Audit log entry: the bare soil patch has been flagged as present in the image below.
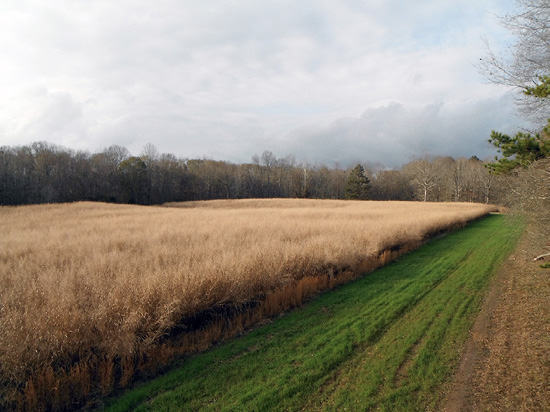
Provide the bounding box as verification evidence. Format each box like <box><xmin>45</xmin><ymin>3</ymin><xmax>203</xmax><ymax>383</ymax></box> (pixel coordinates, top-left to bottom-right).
<box><xmin>444</xmin><ymin>225</ymin><xmax>550</xmax><ymax>411</ymax></box>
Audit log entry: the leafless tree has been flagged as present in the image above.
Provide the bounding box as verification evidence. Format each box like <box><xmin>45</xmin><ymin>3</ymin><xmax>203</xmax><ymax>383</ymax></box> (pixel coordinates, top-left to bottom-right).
<box><xmin>480</xmin><ymin>0</ymin><xmax>550</xmax><ymax>122</ymax></box>
<box><xmin>501</xmin><ymin>158</ymin><xmax>550</xmax><ymax>258</ymax></box>
<box><xmin>481</xmin><ymin>0</ymin><xmax>550</xmax><ymax>258</ymax></box>
<box><xmin>402</xmin><ymin>157</ymin><xmax>441</xmax><ymax>201</ymax></box>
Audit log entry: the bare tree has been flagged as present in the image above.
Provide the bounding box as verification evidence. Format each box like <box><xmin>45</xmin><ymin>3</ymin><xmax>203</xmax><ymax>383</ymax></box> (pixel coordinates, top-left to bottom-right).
<box><xmin>481</xmin><ymin>0</ymin><xmax>550</xmax><ymax>259</ymax></box>
<box><xmin>432</xmin><ymin>157</ymin><xmax>455</xmax><ymax>201</ymax></box>
<box><xmin>480</xmin><ymin>0</ymin><xmax>550</xmax><ymax>122</ymax></box>
<box><xmin>501</xmin><ymin>159</ymin><xmax>550</xmax><ymax>258</ymax></box>
<box><xmin>370</xmin><ymin>170</ymin><xmax>414</xmax><ymax>200</ymax></box>
<box><xmin>260</xmin><ymin>150</ymin><xmax>278</xmax><ymax>197</ymax></box>
<box><xmin>402</xmin><ymin>157</ymin><xmax>440</xmax><ymax>201</ymax></box>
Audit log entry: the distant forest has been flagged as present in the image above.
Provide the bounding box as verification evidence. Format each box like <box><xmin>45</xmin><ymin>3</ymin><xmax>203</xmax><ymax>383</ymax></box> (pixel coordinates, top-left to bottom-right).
<box><xmin>0</xmin><ymin>141</ymin><xmax>503</xmax><ymax>206</ymax></box>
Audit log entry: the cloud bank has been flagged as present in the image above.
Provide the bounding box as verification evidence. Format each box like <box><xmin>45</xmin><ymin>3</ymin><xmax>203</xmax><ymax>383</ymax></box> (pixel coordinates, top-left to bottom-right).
<box><xmin>0</xmin><ymin>0</ymin><xmax>523</xmax><ymax>168</ymax></box>
<box><xmin>281</xmin><ymin>96</ymin><xmax>520</xmax><ymax>169</ymax></box>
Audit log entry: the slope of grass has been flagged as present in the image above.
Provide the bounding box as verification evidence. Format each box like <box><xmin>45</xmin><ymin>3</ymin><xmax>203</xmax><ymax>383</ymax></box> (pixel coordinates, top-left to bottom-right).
<box><xmin>106</xmin><ymin>214</ymin><xmax>523</xmax><ymax>411</ymax></box>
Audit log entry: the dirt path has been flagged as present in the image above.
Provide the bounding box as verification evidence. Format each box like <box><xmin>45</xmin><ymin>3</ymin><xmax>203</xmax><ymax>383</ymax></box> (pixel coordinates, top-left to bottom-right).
<box><xmin>443</xmin><ymin>228</ymin><xmax>550</xmax><ymax>411</ymax></box>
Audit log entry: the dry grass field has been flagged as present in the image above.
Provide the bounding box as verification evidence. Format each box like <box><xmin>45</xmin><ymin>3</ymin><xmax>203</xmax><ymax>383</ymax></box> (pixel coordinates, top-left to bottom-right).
<box><xmin>0</xmin><ymin>199</ymin><xmax>497</xmax><ymax>411</ymax></box>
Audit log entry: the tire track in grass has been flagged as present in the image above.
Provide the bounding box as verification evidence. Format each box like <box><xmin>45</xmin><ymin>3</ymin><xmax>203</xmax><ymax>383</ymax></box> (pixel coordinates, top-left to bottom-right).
<box><xmin>308</xmin><ymin>258</ymin><xmax>468</xmax><ymax>411</ymax></box>
<box><xmin>305</xmin><ymin>216</ymin><xmax>521</xmax><ymax>411</ymax></box>
<box><xmin>105</xmin><ymin>215</ymin><xmax>522</xmax><ymax>412</ymax></box>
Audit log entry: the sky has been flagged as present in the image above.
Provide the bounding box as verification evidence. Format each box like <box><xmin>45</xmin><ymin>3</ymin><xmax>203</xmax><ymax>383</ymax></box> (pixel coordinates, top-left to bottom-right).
<box><xmin>0</xmin><ymin>0</ymin><xmax>525</xmax><ymax>169</ymax></box>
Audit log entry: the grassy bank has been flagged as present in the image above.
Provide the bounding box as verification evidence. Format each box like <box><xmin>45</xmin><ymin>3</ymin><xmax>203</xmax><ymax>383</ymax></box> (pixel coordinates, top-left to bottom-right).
<box><xmin>106</xmin><ymin>214</ymin><xmax>522</xmax><ymax>411</ymax></box>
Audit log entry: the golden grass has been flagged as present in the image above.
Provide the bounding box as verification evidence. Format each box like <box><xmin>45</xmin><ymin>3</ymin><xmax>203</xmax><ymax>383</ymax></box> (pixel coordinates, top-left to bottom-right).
<box><xmin>0</xmin><ymin>199</ymin><xmax>497</xmax><ymax>411</ymax></box>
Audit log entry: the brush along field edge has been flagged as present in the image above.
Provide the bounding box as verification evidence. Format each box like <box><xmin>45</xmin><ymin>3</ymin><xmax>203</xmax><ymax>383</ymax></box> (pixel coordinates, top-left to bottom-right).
<box><xmin>106</xmin><ymin>214</ymin><xmax>523</xmax><ymax>412</ymax></box>
<box><xmin>0</xmin><ymin>200</ymin><xmax>497</xmax><ymax>411</ymax></box>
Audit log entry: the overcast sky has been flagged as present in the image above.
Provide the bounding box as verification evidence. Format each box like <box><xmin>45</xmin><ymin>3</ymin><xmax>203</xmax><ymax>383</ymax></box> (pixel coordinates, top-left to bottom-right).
<box><xmin>0</xmin><ymin>0</ymin><xmax>525</xmax><ymax>168</ymax></box>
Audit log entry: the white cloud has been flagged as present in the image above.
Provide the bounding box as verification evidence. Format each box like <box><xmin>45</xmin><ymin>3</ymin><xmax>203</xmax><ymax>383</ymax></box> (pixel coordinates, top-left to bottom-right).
<box><xmin>0</xmin><ymin>0</ymin><xmax>524</xmax><ymax>166</ymax></box>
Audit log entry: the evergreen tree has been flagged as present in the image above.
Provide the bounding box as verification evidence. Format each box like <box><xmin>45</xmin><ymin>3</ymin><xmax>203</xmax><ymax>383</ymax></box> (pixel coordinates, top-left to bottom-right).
<box><xmin>486</xmin><ymin>128</ymin><xmax>550</xmax><ymax>174</ymax></box>
<box><xmin>345</xmin><ymin>164</ymin><xmax>371</xmax><ymax>200</ymax></box>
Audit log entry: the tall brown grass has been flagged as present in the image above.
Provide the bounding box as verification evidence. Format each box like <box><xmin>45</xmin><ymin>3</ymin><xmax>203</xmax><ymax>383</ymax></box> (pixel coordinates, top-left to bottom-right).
<box><xmin>0</xmin><ymin>199</ymin><xmax>497</xmax><ymax>411</ymax></box>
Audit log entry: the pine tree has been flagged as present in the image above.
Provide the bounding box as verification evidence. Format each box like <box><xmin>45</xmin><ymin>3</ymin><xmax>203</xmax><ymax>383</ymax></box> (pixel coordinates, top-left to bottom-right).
<box><xmin>345</xmin><ymin>164</ymin><xmax>371</xmax><ymax>200</ymax></box>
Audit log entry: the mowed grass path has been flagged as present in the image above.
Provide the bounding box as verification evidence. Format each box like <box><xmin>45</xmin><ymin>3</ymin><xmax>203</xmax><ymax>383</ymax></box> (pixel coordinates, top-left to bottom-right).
<box><xmin>106</xmin><ymin>214</ymin><xmax>522</xmax><ymax>412</ymax></box>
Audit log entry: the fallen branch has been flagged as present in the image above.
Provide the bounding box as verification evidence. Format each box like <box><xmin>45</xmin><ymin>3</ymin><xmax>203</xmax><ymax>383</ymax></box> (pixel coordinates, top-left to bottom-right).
<box><xmin>534</xmin><ymin>252</ymin><xmax>550</xmax><ymax>261</ymax></box>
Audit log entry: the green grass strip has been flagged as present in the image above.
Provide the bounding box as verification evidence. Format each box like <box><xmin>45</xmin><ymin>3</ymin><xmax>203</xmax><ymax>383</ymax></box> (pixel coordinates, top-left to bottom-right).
<box><xmin>106</xmin><ymin>214</ymin><xmax>523</xmax><ymax>412</ymax></box>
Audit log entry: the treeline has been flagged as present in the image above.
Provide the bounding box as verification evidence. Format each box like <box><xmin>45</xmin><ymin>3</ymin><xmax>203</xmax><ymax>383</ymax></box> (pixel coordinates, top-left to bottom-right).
<box><xmin>0</xmin><ymin>141</ymin><xmax>503</xmax><ymax>206</ymax></box>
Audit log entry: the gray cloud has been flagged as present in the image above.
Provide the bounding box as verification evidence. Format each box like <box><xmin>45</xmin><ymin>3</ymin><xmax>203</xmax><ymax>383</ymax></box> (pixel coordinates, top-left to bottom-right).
<box><xmin>280</xmin><ymin>96</ymin><xmax>524</xmax><ymax>169</ymax></box>
<box><xmin>0</xmin><ymin>0</ymin><xmax>523</xmax><ymax>167</ymax></box>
